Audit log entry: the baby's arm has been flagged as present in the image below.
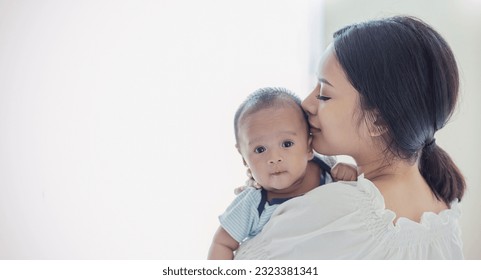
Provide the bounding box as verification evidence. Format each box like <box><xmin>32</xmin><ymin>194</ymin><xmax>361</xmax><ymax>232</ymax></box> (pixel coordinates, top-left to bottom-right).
<box><xmin>207</xmin><ymin>226</ymin><xmax>239</xmax><ymax>260</ymax></box>
<box><xmin>331</xmin><ymin>162</ymin><xmax>358</xmax><ymax>181</ymax></box>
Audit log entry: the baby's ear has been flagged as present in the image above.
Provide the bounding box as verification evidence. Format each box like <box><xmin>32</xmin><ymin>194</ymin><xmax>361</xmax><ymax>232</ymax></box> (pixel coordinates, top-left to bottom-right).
<box><xmin>236</xmin><ymin>143</ymin><xmax>248</xmax><ymax>167</ymax></box>
<box><xmin>307</xmin><ymin>135</ymin><xmax>314</xmax><ymax>160</ymax></box>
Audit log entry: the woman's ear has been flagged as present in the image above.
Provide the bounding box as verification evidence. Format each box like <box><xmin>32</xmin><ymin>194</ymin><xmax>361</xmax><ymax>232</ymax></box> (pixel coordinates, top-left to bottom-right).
<box><xmin>367</xmin><ymin>113</ymin><xmax>388</xmax><ymax>137</ymax></box>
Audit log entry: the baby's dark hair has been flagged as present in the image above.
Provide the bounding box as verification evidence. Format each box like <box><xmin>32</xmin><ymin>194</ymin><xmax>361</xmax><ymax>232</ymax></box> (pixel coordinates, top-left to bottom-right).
<box><xmin>234</xmin><ymin>87</ymin><xmax>309</xmax><ymax>142</ymax></box>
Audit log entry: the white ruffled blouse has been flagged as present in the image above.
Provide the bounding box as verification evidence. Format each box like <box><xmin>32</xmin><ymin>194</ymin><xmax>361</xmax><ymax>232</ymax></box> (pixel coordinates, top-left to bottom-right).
<box><xmin>234</xmin><ymin>174</ymin><xmax>463</xmax><ymax>259</ymax></box>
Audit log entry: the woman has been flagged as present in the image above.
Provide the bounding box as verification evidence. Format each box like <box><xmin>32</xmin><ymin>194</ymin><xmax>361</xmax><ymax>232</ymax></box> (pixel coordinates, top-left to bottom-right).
<box><xmin>234</xmin><ymin>16</ymin><xmax>465</xmax><ymax>259</ymax></box>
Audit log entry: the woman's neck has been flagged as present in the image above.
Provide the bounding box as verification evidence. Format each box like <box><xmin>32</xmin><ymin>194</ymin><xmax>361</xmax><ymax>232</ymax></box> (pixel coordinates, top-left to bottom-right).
<box><xmin>356</xmin><ymin>154</ymin><xmax>395</xmax><ymax>181</ymax></box>
<box><xmin>356</xmin><ymin>155</ymin><xmax>448</xmax><ymax>222</ymax></box>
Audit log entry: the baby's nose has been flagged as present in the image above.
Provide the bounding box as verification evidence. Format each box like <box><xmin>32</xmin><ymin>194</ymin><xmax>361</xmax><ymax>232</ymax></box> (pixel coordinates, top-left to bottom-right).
<box><xmin>268</xmin><ymin>156</ymin><xmax>283</xmax><ymax>164</ymax></box>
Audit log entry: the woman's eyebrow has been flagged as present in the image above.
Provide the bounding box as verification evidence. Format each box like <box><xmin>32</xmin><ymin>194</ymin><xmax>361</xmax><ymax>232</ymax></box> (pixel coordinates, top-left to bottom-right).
<box><xmin>318</xmin><ymin>78</ymin><xmax>334</xmax><ymax>87</ymax></box>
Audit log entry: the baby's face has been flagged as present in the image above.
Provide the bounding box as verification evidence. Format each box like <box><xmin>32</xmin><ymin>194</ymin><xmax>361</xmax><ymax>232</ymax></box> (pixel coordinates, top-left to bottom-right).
<box><xmin>237</xmin><ymin>104</ymin><xmax>312</xmax><ymax>192</ymax></box>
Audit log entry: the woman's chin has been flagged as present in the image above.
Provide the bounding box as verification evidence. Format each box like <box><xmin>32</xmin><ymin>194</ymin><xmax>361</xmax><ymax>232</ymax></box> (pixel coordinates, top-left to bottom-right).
<box><xmin>312</xmin><ymin>144</ymin><xmax>328</xmax><ymax>155</ymax></box>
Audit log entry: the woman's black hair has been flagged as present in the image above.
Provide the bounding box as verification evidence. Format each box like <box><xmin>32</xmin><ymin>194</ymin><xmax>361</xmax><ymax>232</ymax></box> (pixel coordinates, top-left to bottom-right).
<box><xmin>333</xmin><ymin>16</ymin><xmax>465</xmax><ymax>204</ymax></box>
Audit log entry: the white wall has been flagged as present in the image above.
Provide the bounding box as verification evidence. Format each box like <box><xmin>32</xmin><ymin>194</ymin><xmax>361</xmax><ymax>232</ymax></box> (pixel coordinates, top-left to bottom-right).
<box><xmin>323</xmin><ymin>0</ymin><xmax>481</xmax><ymax>259</ymax></box>
<box><xmin>0</xmin><ymin>0</ymin><xmax>321</xmax><ymax>259</ymax></box>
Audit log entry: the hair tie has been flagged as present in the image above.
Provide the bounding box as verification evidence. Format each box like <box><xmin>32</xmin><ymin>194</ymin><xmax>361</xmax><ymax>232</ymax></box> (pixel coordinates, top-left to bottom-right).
<box><xmin>424</xmin><ymin>138</ymin><xmax>436</xmax><ymax>150</ymax></box>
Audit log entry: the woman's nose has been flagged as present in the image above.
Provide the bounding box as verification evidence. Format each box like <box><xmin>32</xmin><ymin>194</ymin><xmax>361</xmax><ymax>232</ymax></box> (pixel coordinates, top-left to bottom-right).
<box><xmin>301</xmin><ymin>91</ymin><xmax>316</xmax><ymax>116</ymax></box>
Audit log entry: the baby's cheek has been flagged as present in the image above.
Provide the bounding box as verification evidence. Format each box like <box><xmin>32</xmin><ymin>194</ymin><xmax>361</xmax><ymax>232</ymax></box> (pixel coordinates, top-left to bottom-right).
<box><xmin>250</xmin><ymin>170</ymin><xmax>263</xmax><ymax>183</ymax></box>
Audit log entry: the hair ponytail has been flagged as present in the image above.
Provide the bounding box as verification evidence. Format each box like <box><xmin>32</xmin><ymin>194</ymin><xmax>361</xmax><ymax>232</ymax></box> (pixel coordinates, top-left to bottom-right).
<box><xmin>420</xmin><ymin>142</ymin><xmax>465</xmax><ymax>204</ymax></box>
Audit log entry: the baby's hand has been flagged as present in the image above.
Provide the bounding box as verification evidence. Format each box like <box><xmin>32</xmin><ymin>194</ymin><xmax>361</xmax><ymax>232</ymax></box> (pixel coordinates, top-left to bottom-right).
<box><xmin>331</xmin><ymin>162</ymin><xmax>358</xmax><ymax>182</ymax></box>
<box><xmin>234</xmin><ymin>174</ymin><xmax>261</xmax><ymax>195</ymax></box>
<box><xmin>234</xmin><ymin>185</ymin><xmax>248</xmax><ymax>195</ymax></box>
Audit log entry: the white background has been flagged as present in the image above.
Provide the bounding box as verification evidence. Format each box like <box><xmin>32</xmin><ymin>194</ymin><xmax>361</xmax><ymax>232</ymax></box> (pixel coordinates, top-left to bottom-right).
<box><xmin>0</xmin><ymin>0</ymin><xmax>321</xmax><ymax>259</ymax></box>
<box><xmin>0</xmin><ymin>0</ymin><xmax>479</xmax><ymax>259</ymax></box>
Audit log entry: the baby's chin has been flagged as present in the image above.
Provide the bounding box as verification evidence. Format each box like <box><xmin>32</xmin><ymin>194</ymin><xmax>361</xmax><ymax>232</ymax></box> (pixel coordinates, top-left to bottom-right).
<box><xmin>262</xmin><ymin>183</ymin><xmax>295</xmax><ymax>193</ymax></box>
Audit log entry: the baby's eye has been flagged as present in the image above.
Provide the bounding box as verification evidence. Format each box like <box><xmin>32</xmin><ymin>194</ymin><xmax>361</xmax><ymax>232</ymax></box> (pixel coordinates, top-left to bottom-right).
<box><xmin>254</xmin><ymin>146</ymin><xmax>266</xmax><ymax>154</ymax></box>
<box><xmin>282</xmin><ymin>141</ymin><xmax>294</xmax><ymax>148</ymax></box>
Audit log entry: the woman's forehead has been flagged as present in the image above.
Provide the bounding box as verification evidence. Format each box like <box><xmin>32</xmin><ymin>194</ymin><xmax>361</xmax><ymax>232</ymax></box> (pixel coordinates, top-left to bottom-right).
<box><xmin>317</xmin><ymin>45</ymin><xmax>351</xmax><ymax>89</ymax></box>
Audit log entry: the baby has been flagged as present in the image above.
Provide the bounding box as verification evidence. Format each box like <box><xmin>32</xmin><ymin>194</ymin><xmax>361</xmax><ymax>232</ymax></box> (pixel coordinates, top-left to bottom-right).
<box><xmin>208</xmin><ymin>87</ymin><xmax>357</xmax><ymax>259</ymax></box>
